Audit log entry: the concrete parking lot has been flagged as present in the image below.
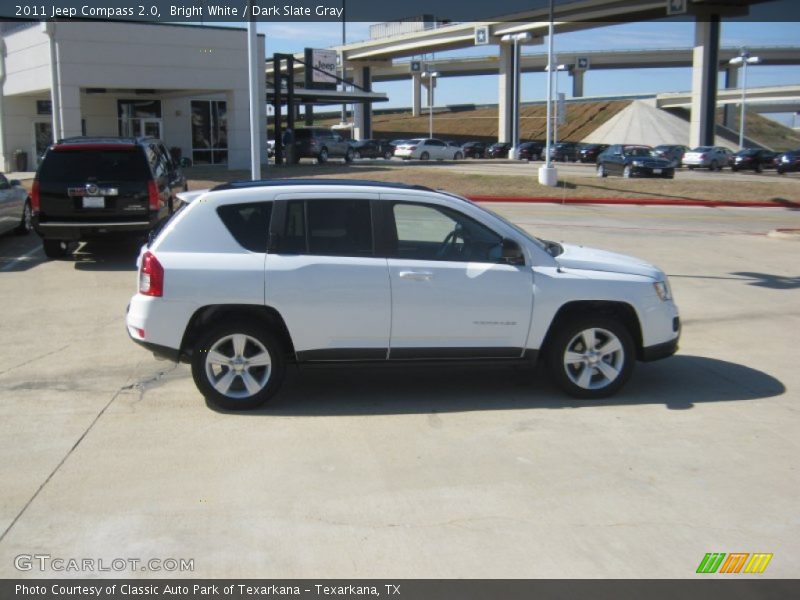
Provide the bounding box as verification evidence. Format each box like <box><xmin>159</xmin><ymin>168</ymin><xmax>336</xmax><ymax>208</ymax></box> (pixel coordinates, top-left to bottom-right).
<box><xmin>0</xmin><ymin>202</ymin><xmax>798</xmax><ymax>578</ymax></box>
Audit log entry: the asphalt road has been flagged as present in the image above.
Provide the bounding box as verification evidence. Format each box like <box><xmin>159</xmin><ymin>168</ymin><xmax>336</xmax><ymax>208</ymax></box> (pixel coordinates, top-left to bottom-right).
<box><xmin>0</xmin><ymin>203</ymin><xmax>798</xmax><ymax>578</ymax></box>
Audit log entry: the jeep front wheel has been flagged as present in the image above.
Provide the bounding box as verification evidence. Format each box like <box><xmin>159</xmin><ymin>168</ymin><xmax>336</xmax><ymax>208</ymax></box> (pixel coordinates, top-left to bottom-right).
<box><xmin>546</xmin><ymin>318</ymin><xmax>635</xmax><ymax>399</ymax></box>
<box><xmin>191</xmin><ymin>321</ymin><xmax>286</xmax><ymax>410</ymax></box>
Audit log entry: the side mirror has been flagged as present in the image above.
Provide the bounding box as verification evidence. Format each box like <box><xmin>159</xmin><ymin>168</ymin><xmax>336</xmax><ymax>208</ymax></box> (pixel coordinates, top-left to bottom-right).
<box><xmin>501</xmin><ymin>239</ymin><xmax>525</xmax><ymax>266</ymax></box>
<box><xmin>9</xmin><ymin>179</ymin><xmax>21</xmax><ymax>187</ymax></box>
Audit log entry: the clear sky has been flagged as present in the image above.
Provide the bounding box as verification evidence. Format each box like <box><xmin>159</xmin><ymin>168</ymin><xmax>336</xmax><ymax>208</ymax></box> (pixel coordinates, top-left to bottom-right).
<box><xmin>256</xmin><ymin>20</ymin><xmax>800</xmax><ymax>125</ymax></box>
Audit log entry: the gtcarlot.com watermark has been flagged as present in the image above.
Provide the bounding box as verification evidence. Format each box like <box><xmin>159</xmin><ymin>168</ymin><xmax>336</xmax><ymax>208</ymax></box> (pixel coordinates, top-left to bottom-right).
<box><xmin>15</xmin><ymin>554</ymin><xmax>194</xmax><ymax>573</ymax></box>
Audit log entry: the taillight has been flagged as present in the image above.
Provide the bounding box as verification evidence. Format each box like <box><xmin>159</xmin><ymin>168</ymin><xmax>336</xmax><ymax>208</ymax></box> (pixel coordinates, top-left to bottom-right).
<box><xmin>147</xmin><ymin>180</ymin><xmax>160</xmax><ymax>210</ymax></box>
<box><xmin>31</xmin><ymin>180</ymin><xmax>40</xmax><ymax>212</ymax></box>
<box><xmin>139</xmin><ymin>251</ymin><xmax>164</xmax><ymax>297</ymax></box>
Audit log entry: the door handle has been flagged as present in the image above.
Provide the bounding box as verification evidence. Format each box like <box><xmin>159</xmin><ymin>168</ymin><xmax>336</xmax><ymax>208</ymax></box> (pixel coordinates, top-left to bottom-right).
<box><xmin>398</xmin><ymin>270</ymin><xmax>433</xmax><ymax>281</ymax></box>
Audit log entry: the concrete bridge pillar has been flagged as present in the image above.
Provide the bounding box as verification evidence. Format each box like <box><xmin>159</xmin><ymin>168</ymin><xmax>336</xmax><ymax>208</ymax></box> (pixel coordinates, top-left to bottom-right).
<box><xmin>411</xmin><ymin>73</ymin><xmax>422</xmax><ymax>117</ymax></box>
<box><xmin>723</xmin><ymin>65</ymin><xmax>740</xmax><ymax>130</ymax></box>
<box><xmin>497</xmin><ymin>43</ymin><xmax>513</xmax><ymax>143</ymax></box>
<box><xmin>571</xmin><ymin>69</ymin><xmax>585</xmax><ymax>98</ymax></box>
<box><xmin>689</xmin><ymin>15</ymin><xmax>721</xmax><ymax>148</ymax></box>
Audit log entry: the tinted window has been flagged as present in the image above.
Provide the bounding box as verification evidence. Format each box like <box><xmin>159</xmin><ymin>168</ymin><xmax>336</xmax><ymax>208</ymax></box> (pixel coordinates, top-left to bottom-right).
<box><xmin>278</xmin><ymin>200</ymin><xmax>373</xmax><ymax>257</ymax></box>
<box><xmin>39</xmin><ymin>148</ymin><xmax>150</xmax><ymax>181</ymax></box>
<box><xmin>392</xmin><ymin>203</ymin><xmax>503</xmax><ymax>263</ymax></box>
<box><xmin>217</xmin><ymin>202</ymin><xmax>273</xmax><ymax>252</ymax></box>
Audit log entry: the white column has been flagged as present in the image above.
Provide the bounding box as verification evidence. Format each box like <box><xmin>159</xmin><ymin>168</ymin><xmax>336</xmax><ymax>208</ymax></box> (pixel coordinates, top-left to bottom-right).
<box><xmin>497</xmin><ymin>43</ymin><xmax>513</xmax><ymax>143</ymax></box>
<box><xmin>57</xmin><ymin>85</ymin><xmax>82</xmax><ymax>139</ymax></box>
<box><xmin>226</xmin><ymin>89</ymin><xmax>252</xmax><ymax>169</ymax></box>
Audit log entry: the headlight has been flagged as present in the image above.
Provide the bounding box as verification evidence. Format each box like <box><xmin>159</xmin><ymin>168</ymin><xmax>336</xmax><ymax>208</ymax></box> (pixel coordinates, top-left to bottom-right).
<box><xmin>632</xmin><ymin>160</ymin><xmax>644</xmax><ymax>167</ymax></box>
<box><xmin>653</xmin><ymin>281</ymin><xmax>672</xmax><ymax>302</ymax></box>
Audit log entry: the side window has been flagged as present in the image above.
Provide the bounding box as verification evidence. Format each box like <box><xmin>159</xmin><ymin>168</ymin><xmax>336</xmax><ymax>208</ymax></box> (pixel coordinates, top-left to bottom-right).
<box><xmin>392</xmin><ymin>203</ymin><xmax>503</xmax><ymax>263</ymax></box>
<box><xmin>277</xmin><ymin>199</ymin><xmax>374</xmax><ymax>257</ymax></box>
<box><xmin>217</xmin><ymin>202</ymin><xmax>273</xmax><ymax>253</ymax></box>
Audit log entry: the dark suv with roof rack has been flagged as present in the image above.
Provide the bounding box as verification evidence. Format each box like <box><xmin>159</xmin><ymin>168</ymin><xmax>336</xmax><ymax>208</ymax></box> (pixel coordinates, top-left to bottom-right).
<box><xmin>32</xmin><ymin>136</ymin><xmax>186</xmax><ymax>258</ymax></box>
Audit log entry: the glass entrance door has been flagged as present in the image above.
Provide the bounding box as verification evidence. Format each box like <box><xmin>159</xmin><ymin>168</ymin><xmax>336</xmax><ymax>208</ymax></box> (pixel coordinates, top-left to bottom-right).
<box><xmin>191</xmin><ymin>100</ymin><xmax>228</xmax><ymax>165</ymax></box>
<box><xmin>34</xmin><ymin>122</ymin><xmax>53</xmax><ymax>163</ymax></box>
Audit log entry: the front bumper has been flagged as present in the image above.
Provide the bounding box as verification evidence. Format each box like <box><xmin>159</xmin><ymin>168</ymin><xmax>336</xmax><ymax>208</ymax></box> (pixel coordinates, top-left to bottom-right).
<box><xmin>641</xmin><ymin>336</ymin><xmax>679</xmax><ymax>362</ymax></box>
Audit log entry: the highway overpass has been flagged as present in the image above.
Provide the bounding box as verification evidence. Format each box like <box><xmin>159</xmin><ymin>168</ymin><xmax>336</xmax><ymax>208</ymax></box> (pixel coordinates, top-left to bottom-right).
<box><xmin>268</xmin><ymin>0</ymin><xmax>784</xmax><ymax>146</ymax></box>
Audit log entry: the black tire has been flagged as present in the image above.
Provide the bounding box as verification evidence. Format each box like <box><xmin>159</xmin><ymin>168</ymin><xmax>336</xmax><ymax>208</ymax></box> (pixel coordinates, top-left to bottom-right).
<box><xmin>732</xmin><ymin>166</ymin><xmax>738</xmax><ymax>172</ymax></box>
<box><xmin>532</xmin><ymin>153</ymin><xmax>540</xmax><ymax>161</ymax></box>
<box><xmin>545</xmin><ymin>317</ymin><xmax>635</xmax><ymax>399</ymax></box>
<box><xmin>344</xmin><ymin>148</ymin><xmax>354</xmax><ymax>163</ymax></box>
<box><xmin>383</xmin><ymin>150</ymin><xmax>393</xmax><ymax>160</ymax></box>
<box><xmin>454</xmin><ymin>152</ymin><xmax>463</xmax><ymax>161</ymax></box>
<box><xmin>597</xmin><ymin>163</ymin><xmax>608</xmax><ymax>178</ymax></box>
<box><xmin>353</xmin><ymin>150</ymin><xmax>362</xmax><ymax>160</ymax></box>
<box><xmin>710</xmin><ymin>161</ymin><xmax>719</xmax><ymax>172</ymax></box>
<box><xmin>317</xmin><ymin>148</ymin><xmax>328</xmax><ymax>164</ymax></box>
<box><xmin>42</xmin><ymin>239</ymin><xmax>68</xmax><ymax>258</ymax></box>
<box><xmin>755</xmin><ymin>164</ymin><xmax>763</xmax><ymax>174</ymax></box>
<box><xmin>420</xmin><ymin>151</ymin><xmax>430</xmax><ymax>161</ymax></box>
<box><xmin>15</xmin><ymin>200</ymin><xmax>33</xmax><ymax>235</ymax></box>
<box><xmin>191</xmin><ymin>320</ymin><xmax>286</xmax><ymax>411</ymax></box>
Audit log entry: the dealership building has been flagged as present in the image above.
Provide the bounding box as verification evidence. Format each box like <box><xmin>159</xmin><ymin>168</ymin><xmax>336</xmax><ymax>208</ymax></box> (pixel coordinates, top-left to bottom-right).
<box><xmin>0</xmin><ymin>21</ymin><xmax>266</xmax><ymax>172</ymax></box>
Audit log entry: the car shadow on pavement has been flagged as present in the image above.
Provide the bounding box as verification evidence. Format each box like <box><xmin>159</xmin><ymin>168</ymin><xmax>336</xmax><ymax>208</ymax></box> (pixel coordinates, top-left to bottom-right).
<box><xmin>209</xmin><ymin>355</ymin><xmax>785</xmax><ymax>416</ymax></box>
<box><xmin>72</xmin><ymin>240</ymin><xmax>141</xmax><ymax>272</ymax></box>
<box><xmin>729</xmin><ymin>272</ymin><xmax>800</xmax><ymax>290</ymax></box>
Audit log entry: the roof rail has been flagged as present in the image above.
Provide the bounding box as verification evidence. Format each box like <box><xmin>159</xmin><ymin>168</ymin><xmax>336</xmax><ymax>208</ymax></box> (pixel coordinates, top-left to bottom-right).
<box><xmin>210</xmin><ymin>178</ymin><xmax>435</xmax><ymax>192</ymax></box>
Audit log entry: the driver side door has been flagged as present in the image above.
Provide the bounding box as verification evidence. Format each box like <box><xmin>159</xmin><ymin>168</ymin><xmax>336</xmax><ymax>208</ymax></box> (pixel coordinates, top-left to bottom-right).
<box><xmin>383</xmin><ymin>199</ymin><xmax>534</xmax><ymax>358</ymax></box>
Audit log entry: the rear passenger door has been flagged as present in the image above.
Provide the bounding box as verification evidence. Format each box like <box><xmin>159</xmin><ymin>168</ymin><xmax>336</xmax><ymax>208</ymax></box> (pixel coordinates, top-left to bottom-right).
<box><xmin>265</xmin><ymin>194</ymin><xmax>391</xmax><ymax>360</ymax></box>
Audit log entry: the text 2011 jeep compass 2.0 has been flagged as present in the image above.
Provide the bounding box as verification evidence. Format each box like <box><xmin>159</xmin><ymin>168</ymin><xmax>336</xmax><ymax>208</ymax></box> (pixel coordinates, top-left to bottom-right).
<box><xmin>126</xmin><ymin>180</ymin><xmax>680</xmax><ymax>410</ymax></box>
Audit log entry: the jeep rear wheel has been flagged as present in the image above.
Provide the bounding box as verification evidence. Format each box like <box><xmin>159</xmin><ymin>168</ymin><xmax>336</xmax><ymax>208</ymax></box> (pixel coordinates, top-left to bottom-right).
<box><xmin>546</xmin><ymin>318</ymin><xmax>635</xmax><ymax>399</ymax></box>
<box><xmin>191</xmin><ymin>321</ymin><xmax>285</xmax><ymax>411</ymax></box>
<box><xmin>317</xmin><ymin>148</ymin><xmax>329</xmax><ymax>164</ymax></box>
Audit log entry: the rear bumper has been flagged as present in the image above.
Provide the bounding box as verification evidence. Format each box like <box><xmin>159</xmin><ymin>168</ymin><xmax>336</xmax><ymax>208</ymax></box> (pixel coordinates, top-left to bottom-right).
<box><xmin>130</xmin><ymin>335</ymin><xmax>182</xmax><ymax>362</ymax></box>
<box><xmin>33</xmin><ymin>215</ymin><xmax>157</xmax><ymax>240</ymax></box>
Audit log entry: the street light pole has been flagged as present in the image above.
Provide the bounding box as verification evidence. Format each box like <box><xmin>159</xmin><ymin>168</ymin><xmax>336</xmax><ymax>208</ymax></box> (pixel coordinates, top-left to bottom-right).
<box><xmin>729</xmin><ymin>48</ymin><xmax>760</xmax><ymax>150</ymax></box>
<box><xmin>538</xmin><ymin>0</ymin><xmax>558</xmax><ymax>187</ymax></box>
<box><xmin>544</xmin><ymin>63</ymin><xmax>567</xmax><ymax>158</ymax></box>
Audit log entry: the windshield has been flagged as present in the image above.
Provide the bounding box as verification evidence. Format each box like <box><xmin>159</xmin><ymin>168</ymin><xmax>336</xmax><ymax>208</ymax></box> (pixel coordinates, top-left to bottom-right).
<box><xmin>407</xmin><ymin>139</ymin><xmax>423</xmax><ymax>145</ymax></box>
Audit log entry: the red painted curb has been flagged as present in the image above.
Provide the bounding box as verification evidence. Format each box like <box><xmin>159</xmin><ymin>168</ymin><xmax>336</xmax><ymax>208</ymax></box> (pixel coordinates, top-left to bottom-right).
<box><xmin>467</xmin><ymin>195</ymin><xmax>800</xmax><ymax>209</ymax></box>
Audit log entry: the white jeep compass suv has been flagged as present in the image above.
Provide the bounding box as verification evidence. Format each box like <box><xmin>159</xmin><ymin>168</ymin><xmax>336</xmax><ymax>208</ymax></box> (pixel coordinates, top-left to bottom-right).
<box><xmin>126</xmin><ymin>180</ymin><xmax>680</xmax><ymax>410</ymax></box>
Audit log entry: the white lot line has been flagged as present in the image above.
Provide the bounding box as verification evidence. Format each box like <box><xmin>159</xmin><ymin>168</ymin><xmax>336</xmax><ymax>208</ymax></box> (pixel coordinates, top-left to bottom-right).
<box><xmin>0</xmin><ymin>245</ymin><xmax>42</xmax><ymax>272</ymax></box>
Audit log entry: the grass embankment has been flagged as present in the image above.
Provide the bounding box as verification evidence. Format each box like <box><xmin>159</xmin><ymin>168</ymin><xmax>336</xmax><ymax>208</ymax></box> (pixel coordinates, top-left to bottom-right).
<box><xmin>186</xmin><ymin>163</ymin><xmax>800</xmax><ymax>203</ymax></box>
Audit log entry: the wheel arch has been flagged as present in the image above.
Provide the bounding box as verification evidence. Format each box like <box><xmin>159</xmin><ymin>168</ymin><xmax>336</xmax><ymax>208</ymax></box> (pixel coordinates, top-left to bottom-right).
<box><xmin>540</xmin><ymin>300</ymin><xmax>644</xmax><ymax>359</ymax></box>
<box><xmin>180</xmin><ymin>304</ymin><xmax>296</xmax><ymax>361</ymax></box>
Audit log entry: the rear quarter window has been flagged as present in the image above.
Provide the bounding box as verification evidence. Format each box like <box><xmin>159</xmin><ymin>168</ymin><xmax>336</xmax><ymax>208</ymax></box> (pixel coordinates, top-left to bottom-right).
<box><xmin>217</xmin><ymin>202</ymin><xmax>273</xmax><ymax>252</ymax></box>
